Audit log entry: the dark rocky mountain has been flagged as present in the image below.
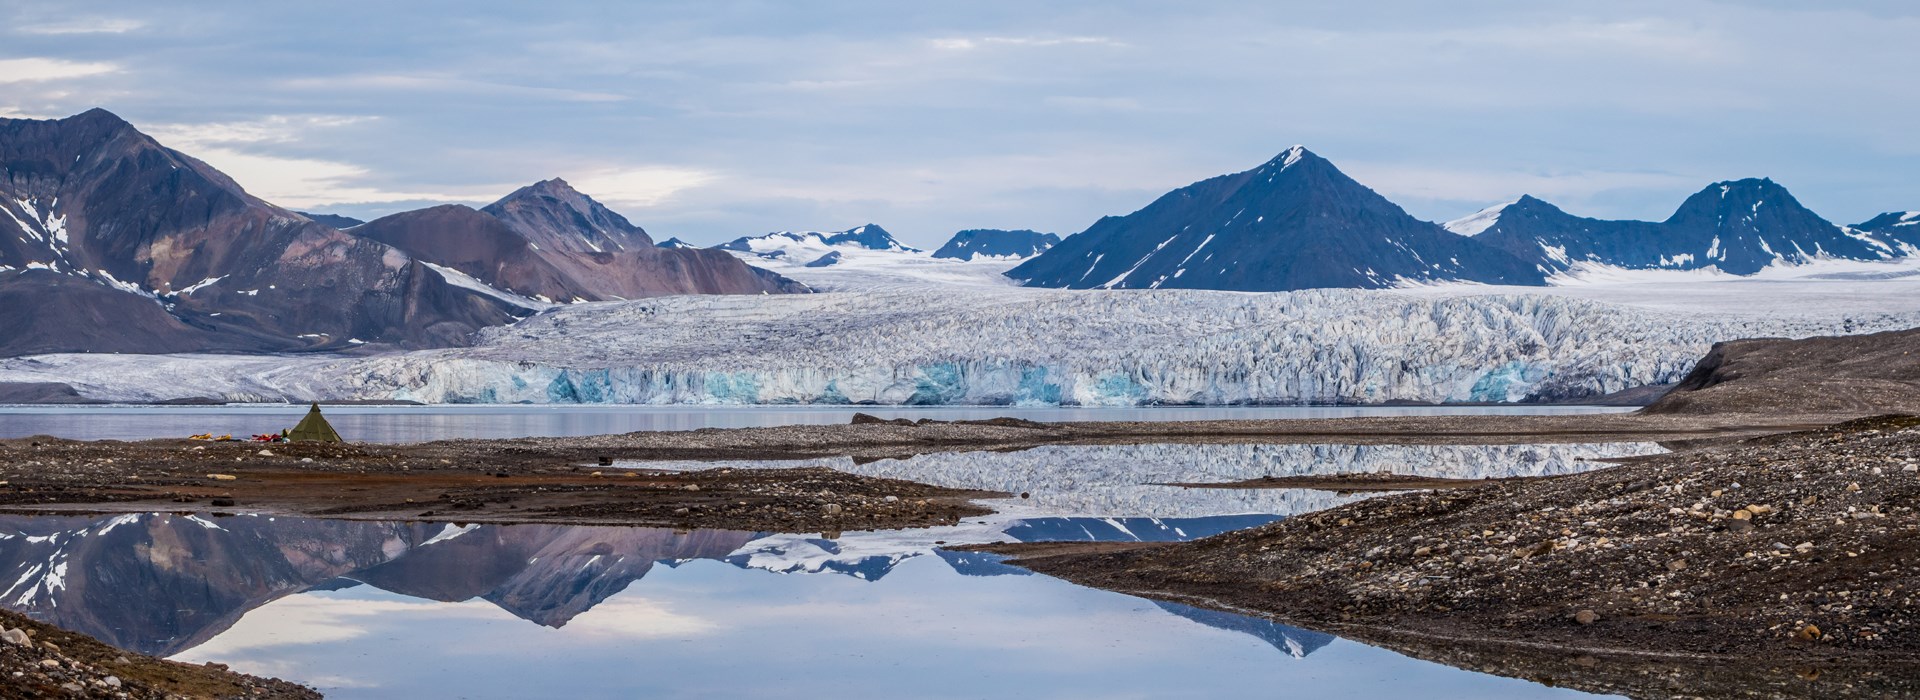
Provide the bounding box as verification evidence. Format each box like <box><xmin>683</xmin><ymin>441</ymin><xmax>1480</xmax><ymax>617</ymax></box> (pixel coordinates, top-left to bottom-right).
<box><xmin>1643</xmin><ymin>326</ymin><xmax>1920</xmax><ymax>416</ymax></box>
<box><xmin>352</xmin><ymin>180</ymin><xmax>807</xmax><ymax>302</ymax></box>
<box><xmin>804</xmin><ymin>250</ymin><xmax>844</xmax><ymax>267</ymax></box>
<box><xmin>295</xmin><ymin>211</ymin><xmax>365</xmax><ymax>230</ymax></box>
<box><xmin>0</xmin><ymin>514</ymin><xmax>757</xmax><ymax>655</ymax></box>
<box><xmin>1008</xmin><ymin>147</ymin><xmax>1546</xmax><ymax>291</ymax></box>
<box><xmin>0</xmin><ymin>109</ymin><xmax>527</xmax><ymax>356</ymax></box>
<box><xmin>480</xmin><ymin>178</ymin><xmax>654</xmax><ymax>253</ymax></box>
<box><xmin>656</xmin><ymin>237</ymin><xmax>698</xmax><ymax>249</ymax></box>
<box><xmin>931</xmin><ymin>229</ymin><xmax>1060</xmax><ymax>260</ymax></box>
<box><xmin>716</xmin><ymin>224</ymin><xmax>918</xmax><ymax>256</ymax></box>
<box><xmin>1853</xmin><ymin>211</ymin><xmax>1920</xmax><ymax>251</ymax></box>
<box><xmin>1465</xmin><ymin>181</ymin><xmax>1909</xmax><ymax>276</ymax></box>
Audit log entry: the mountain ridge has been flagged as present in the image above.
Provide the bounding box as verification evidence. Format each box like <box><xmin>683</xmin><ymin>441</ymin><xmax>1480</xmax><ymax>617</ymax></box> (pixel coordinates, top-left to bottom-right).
<box><xmin>1009</xmin><ymin>146</ymin><xmax>1547</xmax><ymax>291</ymax></box>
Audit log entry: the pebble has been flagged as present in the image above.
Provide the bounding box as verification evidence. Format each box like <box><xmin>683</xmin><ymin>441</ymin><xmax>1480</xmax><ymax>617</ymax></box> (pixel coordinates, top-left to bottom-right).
<box><xmin>0</xmin><ymin>627</ymin><xmax>28</xmax><ymax>648</ymax></box>
<box><xmin>257</xmin><ymin>449</ymin><xmax>275</xmax><ymax>457</ymax></box>
<box><xmin>1574</xmin><ymin>609</ymin><xmax>1601</xmax><ymax>625</ymax></box>
<box><xmin>206</xmin><ymin>473</ymin><xmax>238</xmax><ymax>481</ymax></box>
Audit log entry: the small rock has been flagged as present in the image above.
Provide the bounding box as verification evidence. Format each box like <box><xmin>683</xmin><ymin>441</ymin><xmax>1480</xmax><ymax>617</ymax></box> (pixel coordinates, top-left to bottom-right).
<box><xmin>114</xmin><ymin>656</ymin><xmax>129</xmax><ymax>665</ymax></box>
<box><xmin>1846</xmin><ymin>482</ymin><xmax>1861</xmax><ymax>492</ymax></box>
<box><xmin>672</xmin><ymin>507</ymin><xmax>689</xmax><ymax>515</ymax></box>
<box><xmin>1666</xmin><ymin>558</ymin><xmax>1688</xmax><ymax>572</ymax></box>
<box><xmin>590</xmin><ymin>471</ymin><xmax>604</xmax><ymax>478</ymax></box>
<box><xmin>256</xmin><ymin>449</ymin><xmax>275</xmax><ymax>457</ymax></box>
<box><xmin>1795</xmin><ymin>542</ymin><xmax>1815</xmax><ymax>553</ymax></box>
<box><xmin>1573</xmin><ymin>609</ymin><xmax>1600</xmax><ymax>625</ymax></box>
<box><xmin>823</xmin><ymin>503</ymin><xmax>844</xmax><ymax>516</ymax></box>
<box><xmin>683</xmin><ymin>484</ymin><xmax>701</xmax><ymax>492</ymax></box>
<box><xmin>39</xmin><ymin>659</ymin><xmax>61</xmax><ymax>669</ymax></box>
<box><xmin>301</xmin><ymin>457</ymin><xmax>314</xmax><ymax>463</ymax></box>
<box><xmin>103</xmin><ymin>676</ymin><xmax>121</xmax><ymax>688</ymax></box>
<box><xmin>206</xmin><ymin>473</ymin><xmax>238</xmax><ymax>481</ymax></box>
<box><xmin>60</xmin><ymin>683</ymin><xmax>83</xmax><ymax>694</ymax></box>
<box><xmin>40</xmin><ymin>641</ymin><xmax>58</xmax><ymax>653</ymax></box>
<box><xmin>883</xmin><ymin>495</ymin><xmax>899</xmax><ymax>503</ymax></box>
<box><xmin>1794</xmin><ymin>624</ymin><xmax>1822</xmax><ymax>641</ymax></box>
<box><xmin>1731</xmin><ymin>509</ymin><xmax>1752</xmax><ymax>521</ymax></box>
<box><xmin>0</xmin><ymin>627</ymin><xmax>29</xmax><ymax>648</ymax></box>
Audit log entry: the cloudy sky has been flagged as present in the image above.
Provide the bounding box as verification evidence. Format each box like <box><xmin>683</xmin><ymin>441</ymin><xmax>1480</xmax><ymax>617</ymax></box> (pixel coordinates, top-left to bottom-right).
<box><xmin>3</xmin><ymin>1</ymin><xmax>1915</xmax><ymax>247</ymax></box>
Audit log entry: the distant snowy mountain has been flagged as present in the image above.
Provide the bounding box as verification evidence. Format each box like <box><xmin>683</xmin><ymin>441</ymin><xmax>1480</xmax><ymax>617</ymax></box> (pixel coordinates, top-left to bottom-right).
<box><xmin>1009</xmin><ymin>146</ymin><xmax>1546</xmax><ymax>291</ymax></box>
<box><xmin>656</xmin><ymin>237</ymin><xmax>699</xmax><ymax>249</ymax></box>
<box><xmin>1461</xmin><ymin>181</ymin><xmax>1912</xmax><ymax>276</ymax></box>
<box><xmin>716</xmin><ymin>224</ymin><xmax>917</xmax><ymax>261</ymax></box>
<box><xmin>710</xmin><ymin>223</ymin><xmax>1024</xmax><ymax>291</ymax></box>
<box><xmin>932</xmin><ymin>229</ymin><xmax>1061</xmax><ymax>260</ymax></box>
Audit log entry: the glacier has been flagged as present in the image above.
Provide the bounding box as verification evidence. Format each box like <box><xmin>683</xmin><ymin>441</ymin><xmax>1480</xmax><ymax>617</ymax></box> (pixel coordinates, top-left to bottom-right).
<box><xmin>3</xmin><ymin>284</ymin><xmax>1915</xmax><ymax>406</ymax></box>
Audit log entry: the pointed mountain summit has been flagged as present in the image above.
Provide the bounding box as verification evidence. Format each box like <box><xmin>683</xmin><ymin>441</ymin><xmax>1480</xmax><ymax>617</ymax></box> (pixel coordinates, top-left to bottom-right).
<box><xmin>1470</xmin><ymin>179</ymin><xmax>1907</xmax><ymax>275</ymax></box>
<box><xmin>656</xmin><ymin>237</ymin><xmax>698</xmax><ymax>249</ymax></box>
<box><xmin>355</xmin><ymin>183</ymin><xmax>806</xmax><ymax>302</ymax></box>
<box><xmin>1009</xmin><ymin>146</ymin><xmax>1545</xmax><ymax>291</ymax></box>
<box><xmin>481</xmin><ymin>178</ymin><xmax>654</xmax><ymax>253</ymax></box>
<box><xmin>0</xmin><ymin>109</ymin><xmax>521</xmax><ymax>356</ymax></box>
<box><xmin>932</xmin><ymin>229</ymin><xmax>1060</xmax><ymax>260</ymax></box>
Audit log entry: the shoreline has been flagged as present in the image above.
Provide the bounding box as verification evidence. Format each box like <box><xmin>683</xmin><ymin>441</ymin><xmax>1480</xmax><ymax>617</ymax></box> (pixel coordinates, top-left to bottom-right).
<box><xmin>978</xmin><ymin>415</ymin><xmax>1920</xmax><ymax>698</ymax></box>
<box><xmin>0</xmin><ymin>411</ymin><xmax>1859</xmax><ymax>529</ymax></box>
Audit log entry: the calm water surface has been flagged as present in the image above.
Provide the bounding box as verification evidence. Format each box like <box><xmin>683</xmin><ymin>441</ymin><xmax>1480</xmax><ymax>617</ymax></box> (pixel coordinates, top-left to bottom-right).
<box><xmin>0</xmin><ymin>404</ymin><xmax>1633</xmax><ymax>442</ymax></box>
<box><xmin>0</xmin><ymin>442</ymin><xmax>1658</xmax><ymax>698</ymax></box>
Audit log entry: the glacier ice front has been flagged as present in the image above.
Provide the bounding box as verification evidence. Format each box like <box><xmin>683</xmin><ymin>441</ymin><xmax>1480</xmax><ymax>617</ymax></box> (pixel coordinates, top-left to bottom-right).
<box><xmin>2</xmin><ymin>287</ymin><xmax>1914</xmax><ymax>405</ymax></box>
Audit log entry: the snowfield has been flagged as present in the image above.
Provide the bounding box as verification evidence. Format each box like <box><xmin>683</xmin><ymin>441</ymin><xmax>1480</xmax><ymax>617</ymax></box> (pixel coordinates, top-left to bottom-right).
<box><xmin>3</xmin><ymin>277</ymin><xmax>1915</xmax><ymax>405</ymax></box>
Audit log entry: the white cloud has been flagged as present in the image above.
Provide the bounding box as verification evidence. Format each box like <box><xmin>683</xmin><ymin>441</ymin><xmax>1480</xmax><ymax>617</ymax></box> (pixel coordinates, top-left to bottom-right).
<box><xmin>570</xmin><ymin>167</ymin><xmax>719</xmax><ymax>208</ymax></box>
<box><xmin>1044</xmin><ymin>96</ymin><xmax>1143</xmax><ymax>111</ymax></box>
<box><xmin>145</xmin><ymin>115</ymin><xmax>376</xmax><ymax>149</ymax></box>
<box><xmin>931</xmin><ymin>36</ymin><xmax>1127</xmax><ymax>51</ymax></box>
<box><xmin>0</xmin><ymin>58</ymin><xmax>120</xmax><ymax>83</ymax></box>
<box><xmin>17</xmin><ymin>18</ymin><xmax>146</xmax><ymax>35</ymax></box>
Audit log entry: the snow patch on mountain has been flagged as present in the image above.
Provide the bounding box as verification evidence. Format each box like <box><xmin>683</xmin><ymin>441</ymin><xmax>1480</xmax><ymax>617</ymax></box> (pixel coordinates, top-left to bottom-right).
<box><xmin>1443</xmin><ymin>200</ymin><xmax>1516</xmax><ymax>236</ymax></box>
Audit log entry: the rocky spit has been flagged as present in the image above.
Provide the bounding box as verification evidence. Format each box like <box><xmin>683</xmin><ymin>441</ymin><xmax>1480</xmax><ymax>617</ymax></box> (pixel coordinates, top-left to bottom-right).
<box><xmin>1</xmin><ymin>609</ymin><xmax>317</xmax><ymax>699</ymax></box>
<box><xmin>990</xmin><ymin>416</ymin><xmax>1920</xmax><ymax>698</ymax></box>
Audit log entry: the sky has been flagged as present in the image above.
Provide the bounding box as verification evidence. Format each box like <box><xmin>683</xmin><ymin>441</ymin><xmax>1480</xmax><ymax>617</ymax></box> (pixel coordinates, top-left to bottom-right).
<box><xmin>1</xmin><ymin>1</ymin><xmax>1915</xmax><ymax>247</ymax></box>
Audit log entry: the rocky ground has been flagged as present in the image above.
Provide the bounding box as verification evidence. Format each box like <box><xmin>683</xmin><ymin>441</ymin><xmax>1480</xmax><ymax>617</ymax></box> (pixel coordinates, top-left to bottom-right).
<box><xmin>981</xmin><ymin>416</ymin><xmax>1920</xmax><ymax>697</ymax></box>
<box><xmin>0</xmin><ymin>437</ymin><xmax>995</xmax><ymax>531</ymax></box>
<box><xmin>1646</xmin><ymin>327</ymin><xmax>1920</xmax><ymax>416</ymax></box>
<box><xmin>1</xmin><ymin>609</ymin><xmax>317</xmax><ymax>699</ymax></box>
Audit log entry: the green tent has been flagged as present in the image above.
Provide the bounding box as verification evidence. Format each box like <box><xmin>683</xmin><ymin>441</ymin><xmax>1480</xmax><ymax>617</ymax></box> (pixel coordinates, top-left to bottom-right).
<box><xmin>287</xmin><ymin>403</ymin><xmax>343</xmax><ymax>443</ymax></box>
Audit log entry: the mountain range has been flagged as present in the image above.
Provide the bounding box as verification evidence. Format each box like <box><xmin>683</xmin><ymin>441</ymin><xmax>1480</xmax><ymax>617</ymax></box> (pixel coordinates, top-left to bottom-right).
<box><xmin>0</xmin><ymin>109</ymin><xmax>804</xmax><ymax>357</ymax></box>
<box><xmin>1012</xmin><ymin>147</ymin><xmax>1915</xmax><ymax>291</ymax></box>
<box><xmin>1458</xmin><ymin>182</ymin><xmax>1916</xmax><ymax>276</ymax></box>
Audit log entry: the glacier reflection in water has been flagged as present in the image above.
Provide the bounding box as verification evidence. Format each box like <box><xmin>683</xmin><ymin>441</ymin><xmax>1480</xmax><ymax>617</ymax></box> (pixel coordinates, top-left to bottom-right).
<box><xmin>0</xmin><ymin>512</ymin><xmax>1603</xmax><ymax>699</ymax></box>
<box><xmin>635</xmin><ymin>441</ymin><xmax>1670</xmax><ymax>519</ymax></box>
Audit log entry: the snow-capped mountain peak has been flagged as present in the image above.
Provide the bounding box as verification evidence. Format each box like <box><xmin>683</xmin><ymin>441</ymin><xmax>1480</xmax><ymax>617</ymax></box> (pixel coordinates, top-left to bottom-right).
<box><xmin>716</xmin><ymin>224</ymin><xmax>918</xmax><ymax>257</ymax></box>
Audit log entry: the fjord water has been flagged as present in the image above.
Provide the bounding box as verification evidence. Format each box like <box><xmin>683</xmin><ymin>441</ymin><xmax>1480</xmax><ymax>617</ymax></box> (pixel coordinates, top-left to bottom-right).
<box><xmin>0</xmin><ymin>442</ymin><xmax>1660</xmax><ymax>698</ymax></box>
<box><xmin>0</xmin><ymin>403</ymin><xmax>1631</xmax><ymax>442</ymax></box>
